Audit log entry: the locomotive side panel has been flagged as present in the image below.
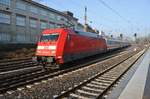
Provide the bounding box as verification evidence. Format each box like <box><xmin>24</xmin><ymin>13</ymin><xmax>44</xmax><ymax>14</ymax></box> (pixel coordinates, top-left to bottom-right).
<box><xmin>63</xmin><ymin>31</ymin><xmax>107</xmax><ymax>63</ymax></box>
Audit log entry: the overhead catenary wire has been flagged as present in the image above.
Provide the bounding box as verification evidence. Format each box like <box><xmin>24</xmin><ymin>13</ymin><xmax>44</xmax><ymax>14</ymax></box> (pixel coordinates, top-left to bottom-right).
<box><xmin>68</xmin><ymin>1</ymin><xmax>117</xmax><ymax>31</ymax></box>
<box><xmin>97</xmin><ymin>0</ymin><xmax>131</xmax><ymax>24</ymax></box>
<box><xmin>35</xmin><ymin>0</ymin><xmax>134</xmax><ymax>34</ymax></box>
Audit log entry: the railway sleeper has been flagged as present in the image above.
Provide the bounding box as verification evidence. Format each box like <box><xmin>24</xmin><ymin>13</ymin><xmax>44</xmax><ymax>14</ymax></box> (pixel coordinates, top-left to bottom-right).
<box><xmin>0</xmin><ymin>60</ymin><xmax>32</xmax><ymax>66</ymax></box>
<box><xmin>0</xmin><ymin>67</ymin><xmax>41</xmax><ymax>80</ymax></box>
<box><xmin>104</xmin><ymin>72</ymin><xmax>120</xmax><ymax>76</ymax></box>
<box><xmin>97</xmin><ymin>77</ymin><xmax>116</xmax><ymax>81</ymax></box>
<box><xmin>0</xmin><ymin>71</ymin><xmax>44</xmax><ymax>88</ymax></box>
<box><xmin>0</xmin><ymin>63</ymin><xmax>38</xmax><ymax>72</ymax></box>
<box><xmin>69</xmin><ymin>93</ymin><xmax>91</xmax><ymax>99</ymax></box>
<box><xmin>82</xmin><ymin>86</ymin><xmax>103</xmax><ymax>93</ymax></box>
<box><xmin>95</xmin><ymin>79</ymin><xmax>113</xmax><ymax>84</ymax></box>
<box><xmin>98</xmin><ymin>75</ymin><xmax>116</xmax><ymax>79</ymax></box>
<box><xmin>100</xmin><ymin>75</ymin><xmax>117</xmax><ymax>79</ymax></box>
<box><xmin>91</xmin><ymin>81</ymin><xmax>110</xmax><ymax>87</ymax></box>
<box><xmin>0</xmin><ymin>61</ymin><xmax>33</xmax><ymax>68</ymax></box>
<box><xmin>86</xmin><ymin>83</ymin><xmax>106</xmax><ymax>90</ymax></box>
<box><xmin>75</xmin><ymin>89</ymin><xmax>99</xmax><ymax>98</ymax></box>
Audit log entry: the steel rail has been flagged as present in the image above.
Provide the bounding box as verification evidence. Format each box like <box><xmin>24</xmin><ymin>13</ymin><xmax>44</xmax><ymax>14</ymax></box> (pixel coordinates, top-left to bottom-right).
<box><xmin>54</xmin><ymin>49</ymin><xmax>145</xmax><ymax>99</ymax></box>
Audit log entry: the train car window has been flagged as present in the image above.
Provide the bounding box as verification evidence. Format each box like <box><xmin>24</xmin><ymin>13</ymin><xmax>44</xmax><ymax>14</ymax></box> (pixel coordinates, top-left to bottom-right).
<box><xmin>40</xmin><ymin>33</ymin><xmax>59</xmax><ymax>42</ymax></box>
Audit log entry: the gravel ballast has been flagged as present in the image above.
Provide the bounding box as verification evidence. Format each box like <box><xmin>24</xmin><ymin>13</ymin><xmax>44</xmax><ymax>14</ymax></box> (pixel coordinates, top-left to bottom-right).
<box><xmin>0</xmin><ymin>48</ymin><xmax>142</xmax><ymax>99</ymax></box>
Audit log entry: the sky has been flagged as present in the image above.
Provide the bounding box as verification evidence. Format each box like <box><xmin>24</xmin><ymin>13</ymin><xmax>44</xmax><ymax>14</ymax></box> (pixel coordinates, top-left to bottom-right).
<box><xmin>35</xmin><ymin>0</ymin><xmax>150</xmax><ymax>38</ymax></box>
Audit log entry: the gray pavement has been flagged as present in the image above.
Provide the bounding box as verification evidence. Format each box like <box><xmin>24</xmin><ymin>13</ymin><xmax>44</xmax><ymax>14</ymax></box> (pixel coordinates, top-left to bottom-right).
<box><xmin>118</xmin><ymin>48</ymin><xmax>150</xmax><ymax>99</ymax></box>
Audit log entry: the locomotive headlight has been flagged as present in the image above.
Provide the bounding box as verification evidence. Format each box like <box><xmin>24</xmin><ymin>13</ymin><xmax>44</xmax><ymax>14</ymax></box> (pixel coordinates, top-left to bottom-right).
<box><xmin>37</xmin><ymin>46</ymin><xmax>44</xmax><ymax>49</ymax></box>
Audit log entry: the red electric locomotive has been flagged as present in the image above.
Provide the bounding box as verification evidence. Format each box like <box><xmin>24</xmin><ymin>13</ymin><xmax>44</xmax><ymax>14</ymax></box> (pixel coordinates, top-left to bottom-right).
<box><xmin>34</xmin><ymin>28</ymin><xmax>107</xmax><ymax>67</ymax></box>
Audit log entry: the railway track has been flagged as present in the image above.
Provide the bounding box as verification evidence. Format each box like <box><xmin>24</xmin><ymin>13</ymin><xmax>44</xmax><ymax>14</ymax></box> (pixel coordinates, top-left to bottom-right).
<box><xmin>0</xmin><ymin>48</ymin><xmax>131</xmax><ymax>94</ymax></box>
<box><xmin>54</xmin><ymin>49</ymin><xmax>145</xmax><ymax>99</ymax></box>
<box><xmin>0</xmin><ymin>47</ymin><xmax>145</xmax><ymax>99</ymax></box>
<box><xmin>0</xmin><ymin>47</ymin><xmax>129</xmax><ymax>73</ymax></box>
<box><xmin>0</xmin><ymin>57</ymin><xmax>31</xmax><ymax>63</ymax></box>
<box><xmin>0</xmin><ymin>57</ymin><xmax>38</xmax><ymax>72</ymax></box>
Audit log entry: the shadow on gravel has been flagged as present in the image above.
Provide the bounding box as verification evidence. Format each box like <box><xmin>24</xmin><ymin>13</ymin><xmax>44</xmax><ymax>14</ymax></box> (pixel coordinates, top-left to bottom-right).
<box><xmin>59</xmin><ymin>46</ymin><xmax>129</xmax><ymax>70</ymax></box>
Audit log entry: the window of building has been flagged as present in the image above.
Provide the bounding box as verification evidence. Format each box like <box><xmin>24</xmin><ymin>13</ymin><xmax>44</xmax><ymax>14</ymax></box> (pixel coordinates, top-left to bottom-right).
<box><xmin>30</xmin><ymin>6</ymin><xmax>38</xmax><ymax>14</ymax></box>
<box><xmin>16</xmin><ymin>34</ymin><xmax>26</xmax><ymax>42</ymax></box>
<box><xmin>49</xmin><ymin>22</ymin><xmax>55</xmax><ymax>28</ymax></box>
<box><xmin>40</xmin><ymin>9</ymin><xmax>47</xmax><ymax>16</ymax></box>
<box><xmin>56</xmin><ymin>24</ymin><xmax>62</xmax><ymax>28</ymax></box>
<box><xmin>16</xmin><ymin>15</ymin><xmax>26</xmax><ymax>26</ymax></box>
<box><xmin>26</xmin><ymin>35</ymin><xmax>30</xmax><ymax>42</ymax></box>
<box><xmin>16</xmin><ymin>1</ymin><xmax>26</xmax><ymax>10</ymax></box>
<box><xmin>0</xmin><ymin>32</ymin><xmax>10</xmax><ymax>41</ymax></box>
<box><xmin>49</xmin><ymin>13</ymin><xmax>55</xmax><ymax>19</ymax></box>
<box><xmin>30</xmin><ymin>18</ymin><xmax>38</xmax><ymax>28</ymax></box>
<box><xmin>30</xmin><ymin>30</ymin><xmax>38</xmax><ymax>42</ymax></box>
<box><xmin>60</xmin><ymin>17</ymin><xmax>66</xmax><ymax>22</ymax></box>
<box><xmin>30</xmin><ymin>34</ymin><xmax>37</xmax><ymax>42</ymax></box>
<box><xmin>56</xmin><ymin>16</ymin><xmax>62</xmax><ymax>20</ymax></box>
<box><xmin>40</xmin><ymin>21</ymin><xmax>47</xmax><ymax>29</ymax></box>
<box><xmin>0</xmin><ymin>12</ymin><xmax>10</xmax><ymax>24</ymax></box>
<box><xmin>0</xmin><ymin>0</ymin><xmax>10</xmax><ymax>6</ymax></box>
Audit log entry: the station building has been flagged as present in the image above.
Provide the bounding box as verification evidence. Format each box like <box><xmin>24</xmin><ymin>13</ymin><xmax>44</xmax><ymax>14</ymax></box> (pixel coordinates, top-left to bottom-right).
<box><xmin>0</xmin><ymin>0</ymin><xmax>84</xmax><ymax>44</ymax></box>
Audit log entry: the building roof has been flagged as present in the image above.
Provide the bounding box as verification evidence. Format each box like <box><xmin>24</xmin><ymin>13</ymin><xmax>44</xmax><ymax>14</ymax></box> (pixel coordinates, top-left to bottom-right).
<box><xmin>23</xmin><ymin>0</ymin><xmax>78</xmax><ymax>21</ymax></box>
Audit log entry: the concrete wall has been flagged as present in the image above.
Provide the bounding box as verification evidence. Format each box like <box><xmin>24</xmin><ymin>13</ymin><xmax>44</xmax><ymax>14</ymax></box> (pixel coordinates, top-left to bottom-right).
<box><xmin>0</xmin><ymin>0</ymin><xmax>84</xmax><ymax>44</ymax></box>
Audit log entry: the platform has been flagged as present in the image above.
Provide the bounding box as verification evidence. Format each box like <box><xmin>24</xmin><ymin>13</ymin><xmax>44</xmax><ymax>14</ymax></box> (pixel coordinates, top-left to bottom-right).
<box><xmin>107</xmin><ymin>48</ymin><xmax>150</xmax><ymax>99</ymax></box>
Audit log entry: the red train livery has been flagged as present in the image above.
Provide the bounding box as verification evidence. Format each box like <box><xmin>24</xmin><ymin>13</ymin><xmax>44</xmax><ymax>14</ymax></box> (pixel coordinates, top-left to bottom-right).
<box><xmin>35</xmin><ymin>28</ymin><xmax>107</xmax><ymax>66</ymax></box>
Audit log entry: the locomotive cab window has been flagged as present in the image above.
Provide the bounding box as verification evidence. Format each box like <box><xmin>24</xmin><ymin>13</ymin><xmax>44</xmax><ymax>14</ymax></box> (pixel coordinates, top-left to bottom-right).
<box><xmin>40</xmin><ymin>33</ymin><xmax>59</xmax><ymax>42</ymax></box>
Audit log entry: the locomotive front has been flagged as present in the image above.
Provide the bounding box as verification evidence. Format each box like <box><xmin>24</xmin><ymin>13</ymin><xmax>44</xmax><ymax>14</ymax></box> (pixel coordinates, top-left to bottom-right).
<box><xmin>34</xmin><ymin>30</ymin><xmax>60</xmax><ymax>66</ymax></box>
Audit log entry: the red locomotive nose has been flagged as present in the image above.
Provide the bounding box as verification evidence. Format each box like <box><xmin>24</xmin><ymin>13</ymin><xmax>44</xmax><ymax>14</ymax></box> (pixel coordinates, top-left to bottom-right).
<box><xmin>36</xmin><ymin>43</ymin><xmax>57</xmax><ymax>56</ymax></box>
<box><xmin>36</xmin><ymin>33</ymin><xmax>59</xmax><ymax>57</ymax></box>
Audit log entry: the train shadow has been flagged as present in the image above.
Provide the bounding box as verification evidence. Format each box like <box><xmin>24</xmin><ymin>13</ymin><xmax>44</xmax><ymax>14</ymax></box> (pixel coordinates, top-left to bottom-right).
<box><xmin>59</xmin><ymin>46</ymin><xmax>129</xmax><ymax>70</ymax></box>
